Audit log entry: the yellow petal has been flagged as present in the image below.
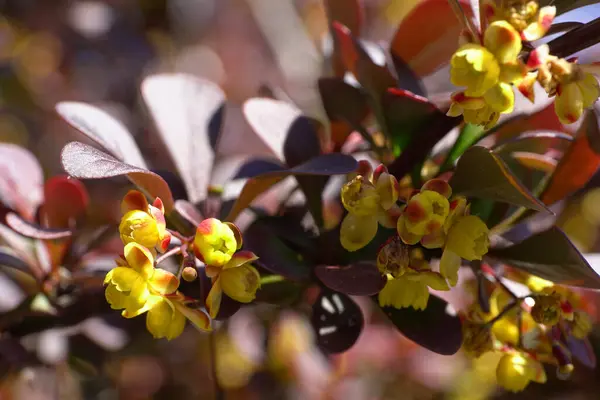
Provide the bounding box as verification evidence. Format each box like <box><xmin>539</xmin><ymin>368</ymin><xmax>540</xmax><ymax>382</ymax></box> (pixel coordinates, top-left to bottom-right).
<box><xmin>171</xmin><ymin>293</ymin><xmax>212</xmax><ymax>332</ymax></box>
<box><xmin>340</xmin><ymin>213</ymin><xmax>378</xmax><ymax>251</ymax></box>
<box><xmin>146</xmin><ymin>296</ymin><xmax>185</xmax><ymax>340</ymax></box>
<box><xmin>451</xmin><ymin>44</ymin><xmax>500</xmax><ymax>97</ymax></box>
<box><xmin>440</xmin><ymin>248</ymin><xmax>462</xmax><ymax>287</ymax></box>
<box><xmin>125</xmin><ymin>278</ymin><xmax>150</xmax><ymax>315</ymax></box>
<box><xmin>123</xmin><ymin>242</ymin><xmax>155</xmax><ymax>279</ymax></box>
<box><xmin>206</xmin><ymin>278</ymin><xmax>222</xmax><ymax>319</ymax></box>
<box><xmin>483</xmin><ymin>83</ymin><xmax>514</xmax><ymax>113</ymax></box>
<box><xmin>194</xmin><ymin>218</ymin><xmax>238</xmax><ymax>267</ymax></box>
<box><xmin>220</xmin><ymin>264</ymin><xmax>261</xmax><ymax>303</ymax></box>
<box><xmin>406</xmin><ymin>270</ymin><xmax>450</xmax><ymax>291</ymax></box>
<box><xmin>223</xmin><ymin>251</ymin><xmax>259</xmax><ymax>270</ymax></box>
<box><xmin>105</xmin><ymin>283</ymin><xmax>128</xmax><ymax>310</ymax></box>
<box><xmin>578</xmin><ymin>73</ymin><xmax>600</xmax><ymax>108</ymax></box>
<box><xmin>445</xmin><ymin>215</ymin><xmax>490</xmax><ymax>261</ymax></box>
<box><xmin>121</xmin><ymin>190</ymin><xmax>149</xmax><ymax>214</ymax></box>
<box><xmin>119</xmin><ymin>210</ymin><xmax>160</xmax><ymax>249</ymax></box>
<box><xmin>378</xmin><ymin>277</ymin><xmax>430</xmax><ymax>310</ymax></box>
<box><xmin>484</xmin><ymin>21</ymin><xmax>522</xmax><ymax>64</ymax></box>
<box><xmin>374</xmin><ymin>171</ymin><xmax>399</xmax><ymax>210</ymax></box>
<box><xmin>106</xmin><ymin>267</ymin><xmax>140</xmax><ymax>292</ymax></box>
<box><xmin>555</xmin><ymin>82</ymin><xmax>584</xmax><ymax>124</ymax></box>
<box><xmin>148</xmin><ymin>268</ymin><xmax>180</xmax><ymax>295</ymax></box>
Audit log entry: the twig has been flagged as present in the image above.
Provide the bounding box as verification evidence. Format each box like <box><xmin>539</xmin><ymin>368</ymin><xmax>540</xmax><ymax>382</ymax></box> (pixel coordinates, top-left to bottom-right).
<box><xmin>155</xmin><ymin>246</ymin><xmax>182</xmax><ymax>265</ymax></box>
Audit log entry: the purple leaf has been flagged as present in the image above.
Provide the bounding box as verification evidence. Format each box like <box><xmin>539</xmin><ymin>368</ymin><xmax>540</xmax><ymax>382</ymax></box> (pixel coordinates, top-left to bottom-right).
<box><xmin>0</xmin><ymin>144</ymin><xmax>43</xmax><ymax>221</ymax></box>
<box><xmin>315</xmin><ymin>263</ymin><xmax>386</xmax><ymax>296</ymax></box>
<box><xmin>56</xmin><ymin>102</ymin><xmax>147</xmax><ymax>168</ymax></box>
<box><xmin>5</xmin><ymin>213</ymin><xmax>72</xmax><ymax>240</ymax></box>
<box><xmin>61</xmin><ymin>141</ymin><xmax>174</xmax><ymax>212</ymax></box>
<box><xmin>142</xmin><ymin>74</ymin><xmax>224</xmax><ymax>204</ymax></box>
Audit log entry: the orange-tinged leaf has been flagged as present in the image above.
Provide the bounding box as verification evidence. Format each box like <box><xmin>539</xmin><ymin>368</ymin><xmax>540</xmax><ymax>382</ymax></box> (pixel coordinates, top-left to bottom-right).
<box><xmin>390</xmin><ymin>0</ymin><xmax>474</xmax><ymax>77</ymax></box>
<box><xmin>540</xmin><ymin>111</ymin><xmax>600</xmax><ymax>205</ymax></box>
<box><xmin>41</xmin><ymin>175</ymin><xmax>89</xmax><ymax>229</ymax></box>
<box><xmin>511</xmin><ymin>152</ymin><xmax>557</xmax><ymax>173</ymax></box>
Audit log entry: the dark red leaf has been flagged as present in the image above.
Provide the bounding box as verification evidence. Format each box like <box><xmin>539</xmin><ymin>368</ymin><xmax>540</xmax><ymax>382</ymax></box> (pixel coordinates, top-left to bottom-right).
<box><xmin>5</xmin><ymin>212</ymin><xmax>72</xmax><ymax>240</ymax></box>
<box><xmin>41</xmin><ymin>176</ymin><xmax>89</xmax><ymax>229</ymax></box>
<box><xmin>315</xmin><ymin>263</ymin><xmax>386</xmax><ymax>296</ymax></box>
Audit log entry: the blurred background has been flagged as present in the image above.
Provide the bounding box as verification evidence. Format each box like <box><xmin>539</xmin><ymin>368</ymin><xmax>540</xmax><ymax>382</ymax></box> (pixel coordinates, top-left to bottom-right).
<box><xmin>0</xmin><ymin>0</ymin><xmax>600</xmax><ymax>399</ymax></box>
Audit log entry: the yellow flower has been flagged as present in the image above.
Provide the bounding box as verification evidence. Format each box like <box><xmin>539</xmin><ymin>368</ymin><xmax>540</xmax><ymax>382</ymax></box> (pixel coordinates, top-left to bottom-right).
<box><xmin>205</xmin><ymin>251</ymin><xmax>261</xmax><ymax>318</ymax></box>
<box><xmin>339</xmin><ymin>164</ymin><xmax>399</xmax><ymax>252</ymax></box>
<box><xmin>378</xmin><ymin>267</ymin><xmax>449</xmax><ymax>310</ymax></box>
<box><xmin>496</xmin><ymin>352</ymin><xmax>546</xmax><ymax>393</ymax></box>
<box><xmin>341</xmin><ymin>176</ymin><xmax>380</xmax><ymax>216</ymax></box>
<box><xmin>530</xmin><ymin>293</ymin><xmax>562</xmax><ymax>326</ymax></box>
<box><xmin>462</xmin><ymin>320</ymin><xmax>494</xmax><ymax>358</ymax></box>
<box><xmin>402</xmin><ymin>190</ymin><xmax>449</xmax><ymax>235</ymax></box>
<box><xmin>571</xmin><ymin>311</ymin><xmax>593</xmax><ymax>339</ymax></box>
<box><xmin>440</xmin><ymin>215</ymin><xmax>489</xmax><ymax>286</ymax></box>
<box><xmin>451</xmin><ymin>44</ymin><xmax>500</xmax><ymax>97</ymax></box>
<box><xmin>194</xmin><ymin>218</ymin><xmax>241</xmax><ymax>267</ymax></box>
<box><xmin>483</xmin><ymin>83</ymin><xmax>514</xmax><ymax>113</ymax></box>
<box><xmin>119</xmin><ymin>190</ymin><xmax>171</xmax><ymax>252</ymax></box>
<box><xmin>104</xmin><ymin>243</ymin><xmax>210</xmax><ymax>339</ymax></box>
<box><xmin>483</xmin><ymin>21</ymin><xmax>522</xmax><ymax>65</ymax></box>
<box><xmin>554</xmin><ymin>72</ymin><xmax>600</xmax><ymax>124</ymax></box>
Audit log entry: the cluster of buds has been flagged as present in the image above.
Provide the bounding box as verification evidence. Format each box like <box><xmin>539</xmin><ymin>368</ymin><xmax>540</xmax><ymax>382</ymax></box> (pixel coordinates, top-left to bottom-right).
<box><xmin>449</xmin><ymin>0</ymin><xmax>599</xmax><ymax>127</ymax></box>
<box><xmin>339</xmin><ymin>161</ymin><xmax>400</xmax><ymax>251</ymax></box>
<box><xmin>460</xmin><ymin>271</ymin><xmax>595</xmax><ymax>392</ymax></box>
<box><xmin>397</xmin><ymin>179</ymin><xmax>490</xmax><ymax>288</ymax></box>
<box><xmin>104</xmin><ymin>190</ymin><xmax>261</xmax><ymax>340</ymax></box>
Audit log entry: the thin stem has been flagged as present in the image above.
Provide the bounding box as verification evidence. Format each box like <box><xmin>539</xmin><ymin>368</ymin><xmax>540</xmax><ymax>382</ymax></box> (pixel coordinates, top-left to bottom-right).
<box><xmin>176</xmin><ymin>245</ymin><xmax>189</xmax><ymax>280</ymax></box>
<box><xmin>167</xmin><ymin>229</ymin><xmax>191</xmax><ymax>243</ymax></box>
<box><xmin>209</xmin><ymin>330</ymin><xmax>225</xmax><ymax>400</ymax></box>
<box><xmin>486</xmin><ymin>298</ymin><xmax>523</xmax><ymax>327</ymax></box>
<box><xmin>260</xmin><ymin>274</ymin><xmax>285</xmax><ymax>285</ymax></box>
<box><xmin>155</xmin><ymin>246</ymin><xmax>182</xmax><ymax>265</ymax></box>
<box><xmin>517</xmin><ymin>309</ymin><xmax>524</xmax><ymax>348</ymax></box>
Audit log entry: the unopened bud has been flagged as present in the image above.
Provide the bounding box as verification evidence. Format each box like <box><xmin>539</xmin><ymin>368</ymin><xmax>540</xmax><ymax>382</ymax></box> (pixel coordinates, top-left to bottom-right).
<box><xmin>182</xmin><ymin>266</ymin><xmax>198</xmax><ymax>282</ymax></box>
<box><xmin>556</xmin><ymin>364</ymin><xmax>574</xmax><ymax>380</ymax></box>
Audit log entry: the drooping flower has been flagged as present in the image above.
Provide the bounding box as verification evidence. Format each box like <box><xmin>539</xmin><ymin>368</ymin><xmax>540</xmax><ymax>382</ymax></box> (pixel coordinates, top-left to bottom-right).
<box><xmin>104</xmin><ymin>242</ymin><xmax>210</xmax><ymax>339</ymax></box>
<box><xmin>496</xmin><ymin>352</ymin><xmax>546</xmax><ymax>392</ymax></box>
<box><xmin>119</xmin><ymin>190</ymin><xmax>171</xmax><ymax>252</ymax></box>
<box><xmin>205</xmin><ymin>250</ymin><xmax>261</xmax><ymax>318</ymax></box>
<box><xmin>462</xmin><ymin>320</ymin><xmax>494</xmax><ymax>358</ymax></box>
<box><xmin>340</xmin><ymin>163</ymin><xmax>400</xmax><ymax>252</ymax></box>
<box><xmin>194</xmin><ymin>218</ymin><xmax>241</xmax><ymax>267</ymax></box>
<box><xmin>554</xmin><ymin>72</ymin><xmax>600</xmax><ymax>124</ymax></box>
<box><xmin>530</xmin><ymin>293</ymin><xmax>562</xmax><ymax>326</ymax></box>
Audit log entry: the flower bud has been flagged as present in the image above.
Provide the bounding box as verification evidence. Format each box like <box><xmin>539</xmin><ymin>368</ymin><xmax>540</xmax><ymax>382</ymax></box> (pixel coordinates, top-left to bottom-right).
<box><xmin>220</xmin><ymin>264</ymin><xmax>261</xmax><ymax>303</ymax></box>
<box><xmin>182</xmin><ymin>266</ymin><xmax>198</xmax><ymax>282</ymax></box>
<box><xmin>340</xmin><ymin>213</ymin><xmax>378</xmax><ymax>251</ymax></box>
<box><xmin>194</xmin><ymin>218</ymin><xmax>239</xmax><ymax>267</ymax></box>
<box><xmin>404</xmin><ymin>190</ymin><xmax>449</xmax><ymax>235</ymax></box>
<box><xmin>421</xmin><ymin>179</ymin><xmax>452</xmax><ymax>198</ymax></box>
<box><xmin>531</xmin><ymin>293</ymin><xmax>562</xmax><ymax>326</ymax></box>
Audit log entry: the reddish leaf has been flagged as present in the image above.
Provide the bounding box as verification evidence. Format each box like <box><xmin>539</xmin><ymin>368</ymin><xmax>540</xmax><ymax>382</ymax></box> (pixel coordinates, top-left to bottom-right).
<box><xmin>40</xmin><ymin>176</ymin><xmax>89</xmax><ymax>229</ymax></box>
<box><xmin>0</xmin><ymin>144</ymin><xmax>43</xmax><ymax>221</ymax></box>
<box><xmin>449</xmin><ymin>146</ymin><xmax>551</xmax><ymax>212</ymax></box>
<box><xmin>225</xmin><ymin>153</ymin><xmax>357</xmax><ymax>222</ymax></box>
<box><xmin>390</xmin><ymin>0</ymin><xmax>473</xmax><ymax>77</ymax></box>
<box><xmin>315</xmin><ymin>263</ymin><xmax>386</xmax><ymax>296</ymax></box>
<box><xmin>510</xmin><ymin>152</ymin><xmax>557</xmax><ymax>174</ymax></box>
<box><xmin>324</xmin><ymin>0</ymin><xmax>363</xmax><ymax>35</ymax></box>
<box><xmin>318</xmin><ymin>77</ymin><xmax>370</xmax><ymax>148</ymax></box>
<box><xmin>5</xmin><ymin>213</ymin><xmax>72</xmax><ymax>240</ymax></box>
<box><xmin>61</xmin><ymin>142</ymin><xmax>174</xmax><ymax>212</ymax></box>
<box><xmin>540</xmin><ymin>111</ymin><xmax>600</xmax><ymax>205</ymax></box>
<box><xmin>494</xmin><ymin>132</ymin><xmax>572</xmax><ymax>155</ymax></box>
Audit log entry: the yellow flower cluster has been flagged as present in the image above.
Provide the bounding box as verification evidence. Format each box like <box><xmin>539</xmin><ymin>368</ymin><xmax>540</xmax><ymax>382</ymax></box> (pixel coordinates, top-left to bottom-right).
<box><xmin>450</xmin><ymin>0</ymin><xmax>600</xmax><ymax>127</ymax></box>
<box><xmin>460</xmin><ymin>271</ymin><xmax>595</xmax><ymax>393</ymax></box>
<box><xmin>374</xmin><ymin>179</ymin><xmax>490</xmax><ymax>310</ymax></box>
<box><xmin>106</xmin><ymin>190</ymin><xmax>210</xmax><ymax>340</ymax></box>
<box><xmin>397</xmin><ymin>179</ymin><xmax>490</xmax><ymax>288</ymax></box>
<box><xmin>340</xmin><ymin>162</ymin><xmax>400</xmax><ymax>251</ymax></box>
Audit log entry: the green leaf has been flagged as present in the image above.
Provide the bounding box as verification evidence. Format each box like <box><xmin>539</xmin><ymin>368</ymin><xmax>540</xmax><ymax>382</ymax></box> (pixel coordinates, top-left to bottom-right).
<box><xmin>382</xmin><ymin>88</ymin><xmax>442</xmax><ymax>156</ymax></box>
<box><xmin>449</xmin><ymin>146</ymin><xmax>551</xmax><ymax>212</ymax></box>
<box><xmin>380</xmin><ymin>294</ymin><xmax>463</xmax><ymax>355</ymax></box>
<box><xmin>440</xmin><ymin>123</ymin><xmax>485</xmax><ymax>172</ymax></box>
<box><xmin>487</xmin><ymin>227</ymin><xmax>600</xmax><ymax>289</ymax></box>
